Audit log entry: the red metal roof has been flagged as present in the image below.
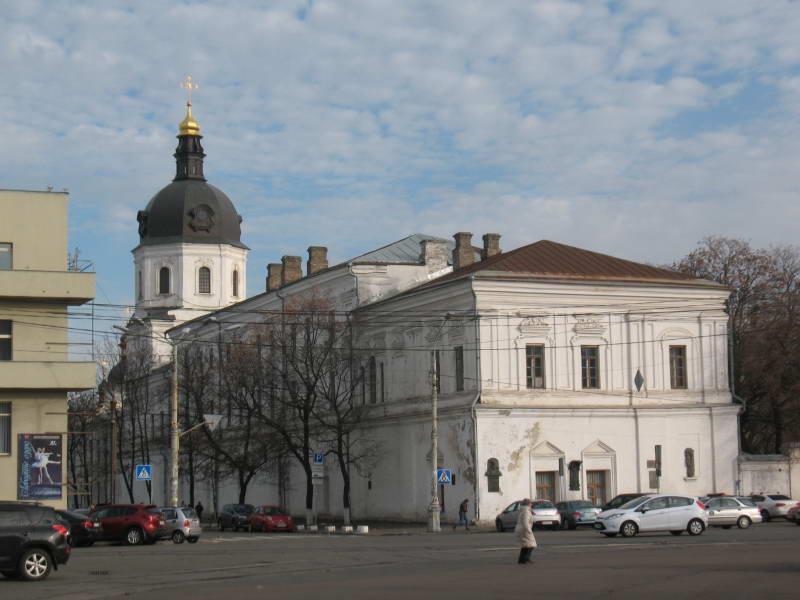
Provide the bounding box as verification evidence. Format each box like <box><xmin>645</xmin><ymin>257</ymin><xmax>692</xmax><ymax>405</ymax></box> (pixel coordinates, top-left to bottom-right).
<box><xmin>430</xmin><ymin>240</ymin><xmax>710</xmax><ymax>285</ymax></box>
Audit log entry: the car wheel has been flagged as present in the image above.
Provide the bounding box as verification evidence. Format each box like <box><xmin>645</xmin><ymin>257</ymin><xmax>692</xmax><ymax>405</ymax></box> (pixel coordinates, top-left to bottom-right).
<box><xmin>760</xmin><ymin>510</ymin><xmax>770</xmax><ymax>523</ymax></box>
<box><xmin>620</xmin><ymin>521</ymin><xmax>638</xmax><ymax>538</ymax></box>
<box><xmin>687</xmin><ymin>519</ymin><xmax>704</xmax><ymax>536</ymax></box>
<box><xmin>495</xmin><ymin>519</ymin><xmax>504</xmax><ymax>532</ymax></box>
<box><xmin>126</xmin><ymin>527</ymin><xmax>144</xmax><ymax>545</ymax></box>
<box><xmin>18</xmin><ymin>548</ymin><xmax>52</xmax><ymax>581</ymax></box>
<box><xmin>603</xmin><ymin>533</ymin><xmax>617</xmax><ymax>538</ymax></box>
<box><xmin>187</xmin><ymin>536</ymin><xmax>199</xmax><ymax>543</ymax></box>
<box><xmin>172</xmin><ymin>530</ymin><xmax>186</xmax><ymax>544</ymax></box>
<box><xmin>736</xmin><ymin>516</ymin><xmax>751</xmax><ymax>529</ymax></box>
<box><xmin>670</xmin><ymin>530</ymin><xmax>682</xmax><ymax>536</ymax></box>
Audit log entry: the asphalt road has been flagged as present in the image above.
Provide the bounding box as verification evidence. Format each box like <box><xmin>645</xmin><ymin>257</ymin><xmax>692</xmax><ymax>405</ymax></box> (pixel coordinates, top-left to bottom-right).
<box><xmin>3</xmin><ymin>520</ymin><xmax>799</xmax><ymax>600</ymax></box>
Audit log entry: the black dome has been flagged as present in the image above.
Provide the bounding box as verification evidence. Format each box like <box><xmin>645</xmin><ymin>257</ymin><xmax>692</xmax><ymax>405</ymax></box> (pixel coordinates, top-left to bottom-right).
<box><xmin>136</xmin><ymin>179</ymin><xmax>248</xmax><ymax>249</ymax></box>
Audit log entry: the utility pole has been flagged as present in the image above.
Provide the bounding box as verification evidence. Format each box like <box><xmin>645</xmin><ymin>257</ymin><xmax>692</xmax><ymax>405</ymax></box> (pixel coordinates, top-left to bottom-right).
<box><xmin>110</xmin><ymin>396</ymin><xmax>117</xmax><ymax>503</ymax></box>
<box><xmin>169</xmin><ymin>342</ymin><xmax>179</xmax><ymax>508</ymax></box>
<box><xmin>428</xmin><ymin>348</ymin><xmax>441</xmax><ymax>532</ymax></box>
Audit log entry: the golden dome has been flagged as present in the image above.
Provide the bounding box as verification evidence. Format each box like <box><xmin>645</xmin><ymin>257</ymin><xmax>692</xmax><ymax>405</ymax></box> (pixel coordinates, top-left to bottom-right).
<box><xmin>178</xmin><ymin>102</ymin><xmax>201</xmax><ymax>136</ymax></box>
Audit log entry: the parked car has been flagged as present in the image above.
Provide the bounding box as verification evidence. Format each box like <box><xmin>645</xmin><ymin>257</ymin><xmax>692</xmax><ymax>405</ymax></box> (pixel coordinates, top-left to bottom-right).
<box><xmin>159</xmin><ymin>506</ymin><xmax>202</xmax><ymax>543</ymax></box>
<box><xmin>786</xmin><ymin>503</ymin><xmax>800</xmax><ymax>525</ymax></box>
<box><xmin>248</xmin><ymin>505</ymin><xmax>295</xmax><ymax>532</ymax></box>
<box><xmin>750</xmin><ymin>494</ymin><xmax>800</xmax><ymax>522</ymax></box>
<box><xmin>0</xmin><ymin>501</ymin><xmax>71</xmax><ymax>581</ymax></box>
<box><xmin>701</xmin><ymin>496</ymin><xmax>761</xmax><ymax>529</ymax></box>
<box><xmin>89</xmin><ymin>504</ymin><xmax>167</xmax><ymax>545</ymax></box>
<box><xmin>218</xmin><ymin>504</ymin><xmax>255</xmax><ymax>532</ymax></box>
<box><xmin>556</xmin><ymin>500</ymin><xmax>602</xmax><ymax>530</ymax></box>
<box><xmin>602</xmin><ymin>493</ymin><xmax>647</xmax><ymax>511</ymax></box>
<box><xmin>495</xmin><ymin>499</ymin><xmax>561</xmax><ymax>531</ymax></box>
<box><xmin>55</xmin><ymin>510</ymin><xmax>102</xmax><ymax>547</ymax></box>
<box><xmin>594</xmin><ymin>494</ymin><xmax>707</xmax><ymax>538</ymax></box>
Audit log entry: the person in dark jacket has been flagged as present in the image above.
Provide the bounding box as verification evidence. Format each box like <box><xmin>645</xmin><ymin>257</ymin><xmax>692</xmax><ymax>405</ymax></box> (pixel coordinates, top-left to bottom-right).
<box><xmin>453</xmin><ymin>498</ymin><xmax>470</xmax><ymax>531</ymax></box>
<box><xmin>195</xmin><ymin>501</ymin><xmax>204</xmax><ymax>522</ymax></box>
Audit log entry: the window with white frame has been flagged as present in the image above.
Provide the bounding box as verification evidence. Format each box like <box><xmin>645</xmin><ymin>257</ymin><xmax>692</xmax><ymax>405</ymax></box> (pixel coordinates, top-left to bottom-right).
<box><xmin>581</xmin><ymin>346</ymin><xmax>599</xmax><ymax>389</ymax></box>
<box><xmin>199</xmin><ymin>267</ymin><xmax>211</xmax><ymax>294</ymax></box>
<box><xmin>670</xmin><ymin>345</ymin><xmax>687</xmax><ymax>389</ymax></box>
<box><xmin>526</xmin><ymin>344</ymin><xmax>545</xmax><ymax>389</ymax></box>
<box><xmin>0</xmin><ymin>243</ymin><xmax>11</xmax><ymax>270</ymax></box>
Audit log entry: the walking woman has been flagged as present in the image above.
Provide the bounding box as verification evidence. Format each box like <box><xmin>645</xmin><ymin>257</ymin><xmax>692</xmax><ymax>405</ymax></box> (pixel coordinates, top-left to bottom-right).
<box><xmin>514</xmin><ymin>499</ymin><xmax>537</xmax><ymax>564</ymax></box>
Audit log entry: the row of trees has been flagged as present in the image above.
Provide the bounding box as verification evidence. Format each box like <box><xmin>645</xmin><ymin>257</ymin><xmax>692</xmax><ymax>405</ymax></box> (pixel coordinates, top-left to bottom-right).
<box><xmin>68</xmin><ymin>296</ymin><xmax>381</xmax><ymax>523</ymax></box>
<box><xmin>672</xmin><ymin>236</ymin><xmax>800</xmax><ymax>454</ymax></box>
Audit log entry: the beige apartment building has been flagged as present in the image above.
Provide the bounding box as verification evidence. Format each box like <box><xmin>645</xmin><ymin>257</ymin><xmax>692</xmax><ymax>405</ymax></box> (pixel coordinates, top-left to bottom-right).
<box><xmin>0</xmin><ymin>189</ymin><xmax>95</xmax><ymax>508</ymax></box>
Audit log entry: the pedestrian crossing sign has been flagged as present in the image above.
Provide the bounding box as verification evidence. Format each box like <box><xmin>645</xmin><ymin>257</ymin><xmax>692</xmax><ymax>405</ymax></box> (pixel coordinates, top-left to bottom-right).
<box><xmin>436</xmin><ymin>469</ymin><xmax>452</xmax><ymax>484</ymax></box>
<box><xmin>135</xmin><ymin>465</ymin><xmax>152</xmax><ymax>481</ymax></box>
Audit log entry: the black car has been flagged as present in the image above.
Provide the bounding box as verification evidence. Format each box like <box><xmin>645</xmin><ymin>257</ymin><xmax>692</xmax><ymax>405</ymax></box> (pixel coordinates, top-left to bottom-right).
<box><xmin>602</xmin><ymin>493</ymin><xmax>647</xmax><ymax>511</ymax></box>
<box><xmin>218</xmin><ymin>504</ymin><xmax>254</xmax><ymax>531</ymax></box>
<box><xmin>0</xmin><ymin>502</ymin><xmax>71</xmax><ymax>581</ymax></box>
<box><xmin>55</xmin><ymin>510</ymin><xmax>102</xmax><ymax>547</ymax></box>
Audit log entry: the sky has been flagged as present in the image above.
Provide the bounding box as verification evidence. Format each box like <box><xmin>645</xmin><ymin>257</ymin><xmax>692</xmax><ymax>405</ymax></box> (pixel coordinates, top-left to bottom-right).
<box><xmin>2</xmin><ymin>0</ymin><xmax>799</xmax><ymax>336</ymax></box>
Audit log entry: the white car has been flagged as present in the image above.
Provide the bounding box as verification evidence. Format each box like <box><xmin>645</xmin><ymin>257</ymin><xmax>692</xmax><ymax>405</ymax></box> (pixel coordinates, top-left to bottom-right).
<box><xmin>750</xmin><ymin>494</ymin><xmax>800</xmax><ymax>521</ymax></box>
<box><xmin>593</xmin><ymin>494</ymin><xmax>707</xmax><ymax>538</ymax></box>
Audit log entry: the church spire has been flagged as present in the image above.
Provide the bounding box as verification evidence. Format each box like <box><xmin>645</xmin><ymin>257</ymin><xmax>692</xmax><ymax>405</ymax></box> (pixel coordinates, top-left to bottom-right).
<box><xmin>174</xmin><ymin>76</ymin><xmax>206</xmax><ymax>181</ymax></box>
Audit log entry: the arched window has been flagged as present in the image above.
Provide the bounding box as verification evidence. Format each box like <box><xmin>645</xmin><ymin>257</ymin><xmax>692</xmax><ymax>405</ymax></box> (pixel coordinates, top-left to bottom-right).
<box><xmin>199</xmin><ymin>267</ymin><xmax>211</xmax><ymax>294</ymax></box>
<box><xmin>485</xmin><ymin>458</ymin><xmax>502</xmax><ymax>493</ymax></box>
<box><xmin>232</xmin><ymin>270</ymin><xmax>239</xmax><ymax>297</ymax></box>
<box><xmin>137</xmin><ymin>270</ymin><xmax>143</xmax><ymax>299</ymax></box>
<box><xmin>159</xmin><ymin>267</ymin><xmax>170</xmax><ymax>294</ymax></box>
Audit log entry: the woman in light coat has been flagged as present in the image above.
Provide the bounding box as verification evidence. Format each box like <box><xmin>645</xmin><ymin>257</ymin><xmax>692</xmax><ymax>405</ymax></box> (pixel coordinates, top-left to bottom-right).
<box><xmin>514</xmin><ymin>499</ymin><xmax>537</xmax><ymax>564</ymax></box>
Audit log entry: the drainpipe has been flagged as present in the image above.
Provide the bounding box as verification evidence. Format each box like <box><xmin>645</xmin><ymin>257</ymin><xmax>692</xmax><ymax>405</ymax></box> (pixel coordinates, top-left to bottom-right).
<box><xmin>347</xmin><ymin>263</ymin><xmax>360</xmax><ymax>307</ymax></box>
<box><xmin>469</xmin><ymin>275</ymin><xmax>482</xmax><ymax>523</ymax></box>
<box><xmin>709</xmin><ymin>407</ymin><xmax>718</xmax><ymax>492</ymax></box>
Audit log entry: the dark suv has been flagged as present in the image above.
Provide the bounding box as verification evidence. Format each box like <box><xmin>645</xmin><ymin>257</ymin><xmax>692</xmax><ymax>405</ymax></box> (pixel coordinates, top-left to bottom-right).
<box><xmin>0</xmin><ymin>501</ymin><xmax>71</xmax><ymax>581</ymax></box>
<box><xmin>89</xmin><ymin>504</ymin><xmax>167</xmax><ymax>545</ymax></box>
<box><xmin>218</xmin><ymin>504</ymin><xmax>254</xmax><ymax>531</ymax></box>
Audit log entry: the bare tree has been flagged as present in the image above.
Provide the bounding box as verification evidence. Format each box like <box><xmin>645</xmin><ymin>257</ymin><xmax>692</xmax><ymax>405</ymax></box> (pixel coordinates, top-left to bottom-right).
<box><xmin>673</xmin><ymin>237</ymin><xmax>800</xmax><ymax>453</ymax></box>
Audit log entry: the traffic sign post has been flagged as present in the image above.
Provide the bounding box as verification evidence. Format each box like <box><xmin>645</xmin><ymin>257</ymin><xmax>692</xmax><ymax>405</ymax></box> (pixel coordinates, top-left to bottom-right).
<box><xmin>135</xmin><ymin>464</ymin><xmax>152</xmax><ymax>481</ymax></box>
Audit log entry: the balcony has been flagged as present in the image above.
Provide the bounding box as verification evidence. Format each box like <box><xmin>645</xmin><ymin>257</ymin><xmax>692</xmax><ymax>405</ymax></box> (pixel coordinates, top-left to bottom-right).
<box><xmin>0</xmin><ymin>361</ymin><xmax>95</xmax><ymax>391</ymax></box>
<box><xmin>0</xmin><ymin>269</ymin><xmax>95</xmax><ymax>304</ymax></box>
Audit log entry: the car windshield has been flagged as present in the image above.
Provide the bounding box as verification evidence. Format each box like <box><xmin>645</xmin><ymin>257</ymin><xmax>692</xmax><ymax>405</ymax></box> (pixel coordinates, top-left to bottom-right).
<box><xmin>263</xmin><ymin>507</ymin><xmax>286</xmax><ymax>516</ymax></box>
<box><xmin>532</xmin><ymin>501</ymin><xmax>555</xmax><ymax>509</ymax></box>
<box><xmin>735</xmin><ymin>497</ymin><xmax>756</xmax><ymax>507</ymax></box>
<box><xmin>234</xmin><ymin>505</ymin><xmax>254</xmax><ymax>514</ymax></box>
<box><xmin>571</xmin><ymin>501</ymin><xmax>595</xmax><ymax>509</ymax></box>
<box><xmin>147</xmin><ymin>509</ymin><xmax>161</xmax><ymax>516</ymax></box>
<box><xmin>767</xmin><ymin>495</ymin><xmax>790</xmax><ymax>500</ymax></box>
<box><xmin>181</xmin><ymin>507</ymin><xmax>196</xmax><ymax>518</ymax></box>
<box><xmin>618</xmin><ymin>496</ymin><xmax>651</xmax><ymax>510</ymax></box>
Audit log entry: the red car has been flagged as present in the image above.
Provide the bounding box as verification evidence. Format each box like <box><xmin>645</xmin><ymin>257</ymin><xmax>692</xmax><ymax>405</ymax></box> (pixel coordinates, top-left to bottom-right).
<box><xmin>248</xmin><ymin>505</ymin><xmax>295</xmax><ymax>532</ymax></box>
<box><xmin>89</xmin><ymin>504</ymin><xmax>167</xmax><ymax>545</ymax></box>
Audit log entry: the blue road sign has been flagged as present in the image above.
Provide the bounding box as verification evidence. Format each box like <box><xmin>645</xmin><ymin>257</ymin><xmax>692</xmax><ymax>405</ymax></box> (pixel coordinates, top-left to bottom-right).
<box><xmin>135</xmin><ymin>464</ymin><xmax>152</xmax><ymax>481</ymax></box>
<box><xmin>436</xmin><ymin>469</ymin><xmax>452</xmax><ymax>484</ymax></box>
<box><xmin>313</xmin><ymin>452</ymin><xmax>325</xmax><ymax>465</ymax></box>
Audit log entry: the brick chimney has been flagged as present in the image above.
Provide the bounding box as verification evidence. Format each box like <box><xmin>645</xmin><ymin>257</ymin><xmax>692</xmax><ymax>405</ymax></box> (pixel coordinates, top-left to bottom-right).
<box><xmin>453</xmin><ymin>232</ymin><xmax>474</xmax><ymax>270</ymax></box>
<box><xmin>307</xmin><ymin>246</ymin><xmax>329</xmax><ymax>276</ymax></box>
<box><xmin>267</xmin><ymin>263</ymin><xmax>283</xmax><ymax>292</ymax></box>
<box><xmin>281</xmin><ymin>255</ymin><xmax>303</xmax><ymax>285</ymax></box>
<box><xmin>481</xmin><ymin>233</ymin><xmax>501</xmax><ymax>260</ymax></box>
<box><xmin>419</xmin><ymin>239</ymin><xmax>449</xmax><ymax>273</ymax></box>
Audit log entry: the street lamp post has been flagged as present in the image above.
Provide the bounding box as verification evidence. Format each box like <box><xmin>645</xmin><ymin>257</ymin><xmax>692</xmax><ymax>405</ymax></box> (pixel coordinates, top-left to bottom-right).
<box><xmin>428</xmin><ymin>348</ymin><xmax>441</xmax><ymax>532</ymax></box>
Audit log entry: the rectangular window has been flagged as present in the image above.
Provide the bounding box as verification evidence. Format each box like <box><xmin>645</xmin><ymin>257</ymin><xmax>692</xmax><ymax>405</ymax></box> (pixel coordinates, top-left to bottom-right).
<box><xmin>0</xmin><ymin>321</ymin><xmax>11</xmax><ymax>361</ymax></box>
<box><xmin>0</xmin><ymin>243</ymin><xmax>11</xmax><ymax>269</ymax></box>
<box><xmin>526</xmin><ymin>344</ymin><xmax>545</xmax><ymax>389</ymax></box>
<box><xmin>0</xmin><ymin>402</ymin><xmax>10</xmax><ymax>454</ymax></box>
<box><xmin>669</xmin><ymin>345</ymin><xmax>687</xmax><ymax>389</ymax></box>
<box><xmin>581</xmin><ymin>346</ymin><xmax>599</xmax><ymax>389</ymax></box>
<box><xmin>586</xmin><ymin>470</ymin><xmax>607</xmax><ymax>506</ymax></box>
<box><xmin>454</xmin><ymin>346</ymin><xmax>464</xmax><ymax>392</ymax></box>
<box><xmin>535</xmin><ymin>471</ymin><xmax>556</xmax><ymax>502</ymax></box>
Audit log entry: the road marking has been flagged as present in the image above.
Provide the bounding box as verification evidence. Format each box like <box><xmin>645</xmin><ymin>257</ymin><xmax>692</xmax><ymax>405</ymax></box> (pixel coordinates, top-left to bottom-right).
<box><xmin>476</xmin><ymin>540</ymin><xmax>755</xmax><ymax>552</ymax></box>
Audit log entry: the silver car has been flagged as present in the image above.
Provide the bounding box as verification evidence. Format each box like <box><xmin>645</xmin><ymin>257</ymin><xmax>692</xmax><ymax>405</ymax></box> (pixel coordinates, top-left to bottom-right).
<box><xmin>750</xmin><ymin>494</ymin><xmax>800</xmax><ymax>521</ymax></box>
<box><xmin>703</xmin><ymin>496</ymin><xmax>761</xmax><ymax>529</ymax></box>
<box><xmin>160</xmin><ymin>506</ymin><xmax>202</xmax><ymax>543</ymax></box>
<box><xmin>496</xmin><ymin>499</ymin><xmax>561</xmax><ymax>531</ymax></box>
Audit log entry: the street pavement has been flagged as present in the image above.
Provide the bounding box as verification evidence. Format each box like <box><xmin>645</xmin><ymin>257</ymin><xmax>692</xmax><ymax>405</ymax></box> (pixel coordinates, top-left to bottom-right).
<box><xmin>3</xmin><ymin>520</ymin><xmax>799</xmax><ymax>599</ymax></box>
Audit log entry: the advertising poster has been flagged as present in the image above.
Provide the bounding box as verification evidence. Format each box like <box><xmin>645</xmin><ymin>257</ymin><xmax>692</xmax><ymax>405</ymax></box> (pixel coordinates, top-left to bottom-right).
<box><xmin>18</xmin><ymin>434</ymin><xmax>63</xmax><ymax>500</ymax></box>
